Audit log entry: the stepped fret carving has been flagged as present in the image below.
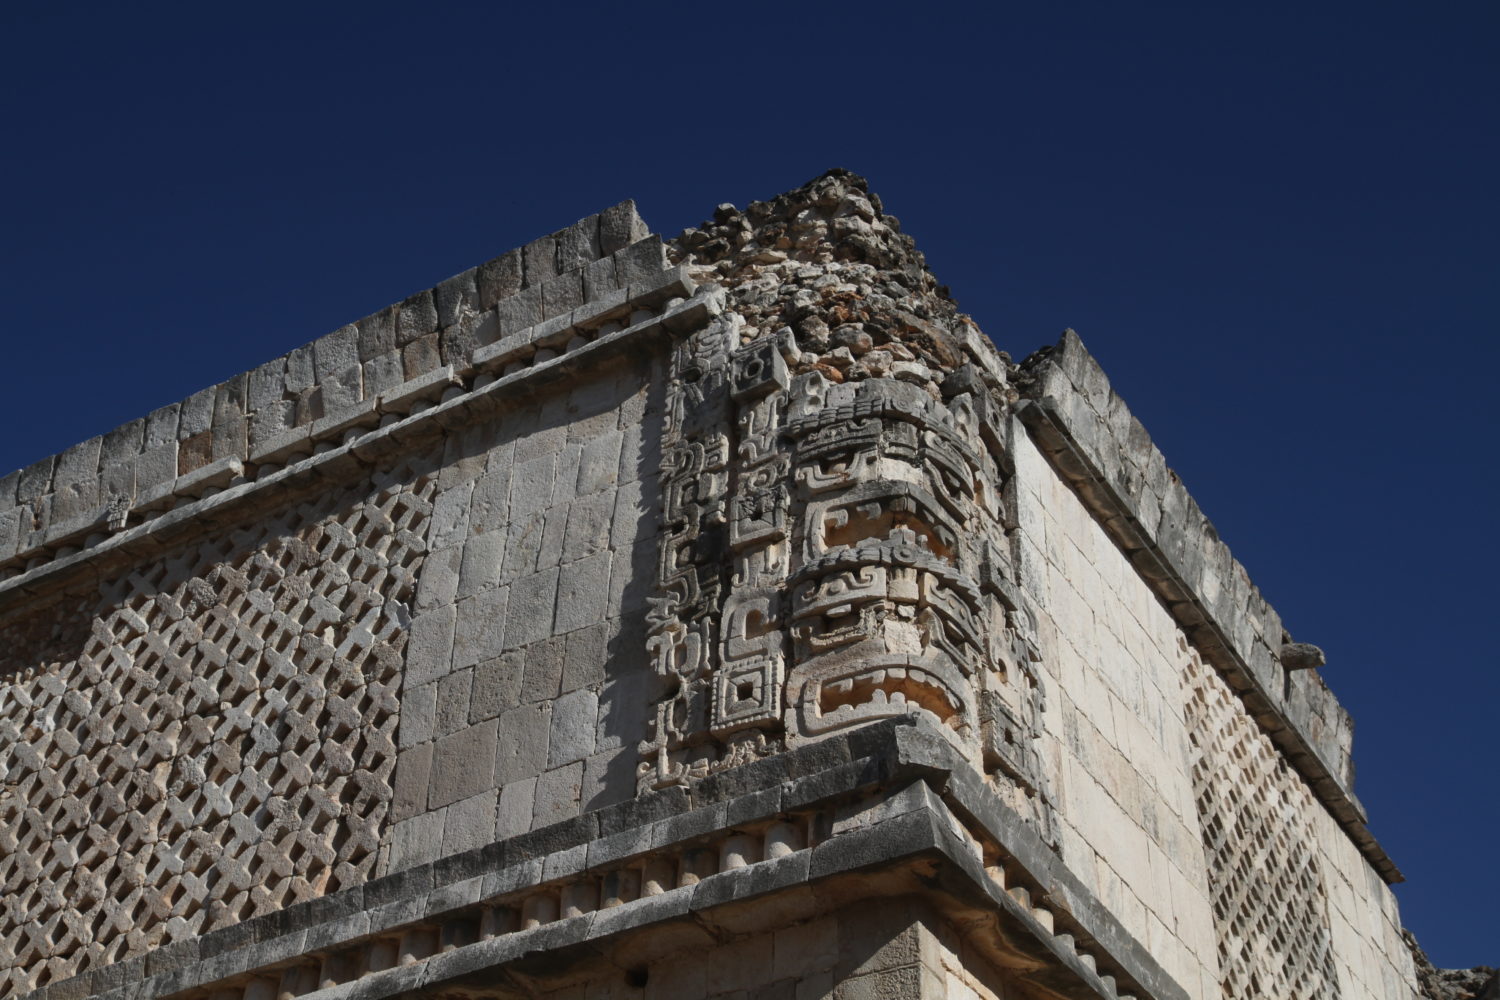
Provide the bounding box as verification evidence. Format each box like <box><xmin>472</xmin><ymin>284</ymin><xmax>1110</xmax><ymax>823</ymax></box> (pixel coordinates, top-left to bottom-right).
<box><xmin>642</xmin><ymin>330</ymin><xmax>1055</xmax><ymax>842</ymax></box>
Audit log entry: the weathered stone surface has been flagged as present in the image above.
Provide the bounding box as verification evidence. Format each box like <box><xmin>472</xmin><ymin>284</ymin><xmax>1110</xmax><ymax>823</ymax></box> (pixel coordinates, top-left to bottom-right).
<box><xmin>0</xmin><ymin>458</ymin><xmax>435</xmax><ymax>993</ymax></box>
<box><xmin>393</xmin><ymin>743</ymin><xmax>434</xmax><ymax>822</ymax></box>
<box><xmin>505</xmin><ymin>567</ymin><xmax>560</xmax><ymax>647</ymax></box>
<box><xmin>495</xmin><ymin>703</ymin><xmax>552</xmax><ymax>786</ymax></box>
<box><xmin>1281</xmin><ymin>640</ymin><xmax>1327</xmax><ymax>670</ymax></box>
<box><xmin>548</xmin><ymin>688</ymin><xmax>599</xmax><ymax>769</ymax></box>
<box><xmin>429</xmin><ymin>720</ymin><xmax>499</xmax><ymax>810</ymax></box>
<box><xmin>471</xmin><ymin>651</ymin><xmax>524</xmax><ymax>723</ymax></box>
<box><xmin>0</xmin><ymin>172</ymin><xmax>1439</xmax><ymax>1000</ymax></box>
<box><xmin>407</xmin><ymin>604</ymin><xmax>458</xmax><ymax>685</ymax></box>
<box><xmin>1409</xmin><ymin>931</ymin><xmax>1499</xmax><ymax>1000</ymax></box>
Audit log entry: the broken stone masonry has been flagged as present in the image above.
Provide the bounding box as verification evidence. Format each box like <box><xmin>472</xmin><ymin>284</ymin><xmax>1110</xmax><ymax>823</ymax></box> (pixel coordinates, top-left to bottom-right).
<box><xmin>0</xmin><ymin>170</ymin><xmax>1473</xmax><ymax>999</ymax></box>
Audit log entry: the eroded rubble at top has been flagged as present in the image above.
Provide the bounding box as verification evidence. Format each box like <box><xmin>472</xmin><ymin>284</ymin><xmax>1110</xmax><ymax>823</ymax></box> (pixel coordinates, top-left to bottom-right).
<box><xmin>669</xmin><ymin>168</ymin><xmax>1017</xmax><ymax>395</ymax></box>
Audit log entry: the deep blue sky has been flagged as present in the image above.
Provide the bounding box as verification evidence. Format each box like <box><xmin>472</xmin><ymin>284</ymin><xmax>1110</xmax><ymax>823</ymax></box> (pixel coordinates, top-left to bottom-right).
<box><xmin>3</xmin><ymin>1</ymin><xmax>1494</xmax><ymax>968</ymax></box>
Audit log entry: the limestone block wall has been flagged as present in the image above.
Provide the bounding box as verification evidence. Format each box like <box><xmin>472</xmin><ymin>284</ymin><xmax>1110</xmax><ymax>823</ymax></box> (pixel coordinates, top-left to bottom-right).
<box><xmin>0</xmin><ymin>171</ymin><xmax>1423</xmax><ymax>1000</ymax></box>
<box><xmin>1182</xmin><ymin>646</ymin><xmax>1341</xmax><ymax>997</ymax></box>
<box><xmin>1179</xmin><ymin>636</ymin><xmax>1417</xmax><ymax>999</ymax></box>
<box><xmin>383</xmin><ymin>352</ymin><xmax>666</xmax><ymax>872</ymax></box>
<box><xmin>0</xmin><ymin>200</ymin><xmax>655</xmax><ymax>579</ymax></box>
<box><xmin>529</xmin><ymin>899</ymin><xmax>1027</xmax><ymax>1000</ymax></box>
<box><xmin>0</xmin><ymin>457</ymin><xmax>438</xmax><ymax>989</ymax></box>
<box><xmin>1011</xmin><ymin>427</ymin><xmax>1221</xmax><ymax>998</ymax></box>
<box><xmin>1313</xmin><ymin>788</ymin><xmax>1419</xmax><ymax>999</ymax></box>
<box><xmin>1013</xmin><ymin>333</ymin><xmax>1419</xmax><ymax>999</ymax></box>
<box><xmin>528</xmin><ymin>902</ymin><xmax>903</xmax><ymax>1000</ymax></box>
<box><xmin>0</xmin><ymin>202</ymin><xmax>694</xmax><ymax>996</ymax></box>
<box><xmin>1018</xmin><ymin>332</ymin><xmax>1361</xmax><ymax>812</ymax></box>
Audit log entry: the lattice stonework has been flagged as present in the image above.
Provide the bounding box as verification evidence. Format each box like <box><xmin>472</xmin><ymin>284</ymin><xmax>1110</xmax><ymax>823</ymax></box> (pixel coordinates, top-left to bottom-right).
<box><xmin>1182</xmin><ymin>651</ymin><xmax>1341</xmax><ymax>1000</ymax></box>
<box><xmin>0</xmin><ymin>463</ymin><xmax>436</xmax><ymax>994</ymax></box>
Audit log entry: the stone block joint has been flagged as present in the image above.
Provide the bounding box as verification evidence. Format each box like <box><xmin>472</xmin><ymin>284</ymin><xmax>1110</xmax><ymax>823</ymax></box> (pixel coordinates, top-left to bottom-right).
<box><xmin>0</xmin><ymin>169</ymin><xmax>1441</xmax><ymax>1000</ymax></box>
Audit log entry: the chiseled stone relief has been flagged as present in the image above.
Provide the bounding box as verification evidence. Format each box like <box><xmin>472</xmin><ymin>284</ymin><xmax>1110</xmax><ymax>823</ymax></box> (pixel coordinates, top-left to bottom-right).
<box><xmin>0</xmin><ymin>169</ymin><xmax>1432</xmax><ymax>1000</ymax></box>
<box><xmin>641</xmin><ymin>169</ymin><xmax>1055</xmax><ymax>840</ymax></box>
<box><xmin>0</xmin><ymin>460</ymin><xmax>435</xmax><ymax>993</ymax></box>
<box><xmin>639</xmin><ymin>355</ymin><xmax>1052</xmax><ymax>836</ymax></box>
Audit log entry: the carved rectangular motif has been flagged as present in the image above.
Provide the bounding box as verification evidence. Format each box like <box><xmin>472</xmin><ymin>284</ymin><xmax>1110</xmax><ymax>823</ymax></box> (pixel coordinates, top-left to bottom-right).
<box><xmin>730</xmin><ymin>338</ymin><xmax>788</xmax><ymax>402</ymax></box>
<box><xmin>712</xmin><ymin>656</ymin><xmax>783</xmax><ymax>733</ymax></box>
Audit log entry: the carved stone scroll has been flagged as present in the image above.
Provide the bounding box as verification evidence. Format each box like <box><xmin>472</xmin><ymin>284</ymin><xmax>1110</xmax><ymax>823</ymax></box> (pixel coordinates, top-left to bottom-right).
<box><xmin>640</xmin><ymin>316</ymin><xmax>1054</xmax><ymax>843</ymax></box>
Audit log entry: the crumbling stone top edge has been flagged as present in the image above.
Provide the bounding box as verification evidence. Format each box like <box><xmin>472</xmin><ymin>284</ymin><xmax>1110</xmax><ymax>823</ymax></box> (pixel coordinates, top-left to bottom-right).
<box><xmin>0</xmin><ymin>201</ymin><xmax>663</xmax><ymax>581</ymax></box>
<box><xmin>1015</xmin><ymin>328</ymin><xmax>1403</xmax><ymax>882</ymax></box>
<box><xmin>665</xmin><ymin>168</ymin><xmax>1020</xmax><ymax>392</ymax></box>
<box><xmin>0</xmin><ymin>198</ymin><xmax>647</xmax><ymax>495</ymax></box>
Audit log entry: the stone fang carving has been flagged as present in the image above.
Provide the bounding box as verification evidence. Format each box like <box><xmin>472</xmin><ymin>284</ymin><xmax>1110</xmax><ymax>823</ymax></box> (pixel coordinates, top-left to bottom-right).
<box><xmin>641</xmin><ymin>318</ymin><xmax>1056</xmax><ymax>843</ymax></box>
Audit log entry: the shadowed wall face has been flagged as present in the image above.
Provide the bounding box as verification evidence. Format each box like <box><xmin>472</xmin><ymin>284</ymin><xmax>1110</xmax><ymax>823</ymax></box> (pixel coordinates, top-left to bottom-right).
<box><xmin>386</xmin><ymin>355</ymin><xmax>666</xmax><ymax>863</ymax></box>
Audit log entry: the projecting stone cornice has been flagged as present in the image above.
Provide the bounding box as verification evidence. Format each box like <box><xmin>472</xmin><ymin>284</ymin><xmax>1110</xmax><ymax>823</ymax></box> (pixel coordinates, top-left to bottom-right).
<box><xmin>0</xmin><ymin>260</ymin><xmax>707</xmax><ymax>619</ymax></box>
<box><xmin>14</xmin><ymin>719</ymin><xmax>1186</xmax><ymax>1000</ymax></box>
<box><xmin>1016</xmin><ymin>329</ymin><xmax>1400</xmax><ymax>884</ymax></box>
<box><xmin>0</xmin><ymin>201</ymin><xmax>663</xmax><ymax>588</ymax></box>
<box><xmin>0</xmin><ymin>170</ymin><xmax>1422</xmax><ymax>999</ymax></box>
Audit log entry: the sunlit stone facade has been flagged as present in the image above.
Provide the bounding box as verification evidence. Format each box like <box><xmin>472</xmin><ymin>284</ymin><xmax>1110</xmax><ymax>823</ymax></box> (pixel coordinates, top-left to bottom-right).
<box><xmin>0</xmin><ymin>172</ymin><xmax>1418</xmax><ymax>1000</ymax></box>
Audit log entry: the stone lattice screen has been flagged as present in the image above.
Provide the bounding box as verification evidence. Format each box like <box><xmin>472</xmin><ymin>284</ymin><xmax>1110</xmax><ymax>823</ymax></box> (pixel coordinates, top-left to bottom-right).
<box><xmin>1183</xmin><ymin>649</ymin><xmax>1342</xmax><ymax>999</ymax></box>
<box><xmin>0</xmin><ymin>459</ymin><xmax>436</xmax><ymax>994</ymax></box>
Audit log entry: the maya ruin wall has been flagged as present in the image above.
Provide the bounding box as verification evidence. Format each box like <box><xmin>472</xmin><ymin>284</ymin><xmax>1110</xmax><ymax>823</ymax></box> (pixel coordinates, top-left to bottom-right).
<box><xmin>0</xmin><ymin>170</ymin><xmax>1431</xmax><ymax>1000</ymax></box>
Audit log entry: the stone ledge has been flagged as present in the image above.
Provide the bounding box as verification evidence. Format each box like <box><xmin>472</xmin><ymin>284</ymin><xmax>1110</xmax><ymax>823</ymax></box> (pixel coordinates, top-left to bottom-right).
<box><xmin>0</xmin><ymin>201</ymin><xmax>658</xmax><ymax>576</ymax></box>
<box><xmin>23</xmin><ymin>720</ymin><xmax>1183</xmax><ymax>1000</ymax></box>
<box><xmin>1015</xmin><ymin>330</ymin><xmax>1399</xmax><ymax>884</ymax></box>
<box><xmin>469</xmin><ymin>265</ymin><xmax>696</xmax><ymax>376</ymax></box>
<box><xmin>0</xmin><ymin>277</ymin><xmax>715</xmax><ymax>615</ymax></box>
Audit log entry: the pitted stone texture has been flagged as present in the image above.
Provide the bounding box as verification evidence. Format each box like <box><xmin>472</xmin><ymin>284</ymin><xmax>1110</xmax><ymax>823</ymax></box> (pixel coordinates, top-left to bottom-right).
<box><xmin>0</xmin><ymin>200</ymin><xmax>649</xmax><ymax>578</ymax></box>
<box><xmin>1408</xmin><ymin>932</ymin><xmax>1498</xmax><ymax>1000</ymax></box>
<box><xmin>0</xmin><ymin>174</ymin><xmax>1427</xmax><ymax>1000</ymax></box>
<box><xmin>669</xmin><ymin>168</ymin><xmax>987</xmax><ymax>391</ymax></box>
<box><xmin>381</xmin><ymin>358</ymin><xmax>665</xmax><ymax>874</ymax></box>
<box><xmin>1183</xmin><ymin>648</ymin><xmax>1341</xmax><ymax>1000</ymax></box>
<box><xmin>644</xmin><ymin>182</ymin><xmax>1046</xmax><ymax>833</ymax></box>
<box><xmin>0</xmin><ymin>460</ymin><xmax>436</xmax><ymax>995</ymax></box>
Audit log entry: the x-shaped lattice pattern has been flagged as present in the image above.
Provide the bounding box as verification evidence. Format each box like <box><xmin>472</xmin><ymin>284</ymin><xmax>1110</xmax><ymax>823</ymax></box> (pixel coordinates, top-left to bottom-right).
<box><xmin>0</xmin><ymin>463</ymin><xmax>435</xmax><ymax>994</ymax></box>
<box><xmin>1183</xmin><ymin>651</ymin><xmax>1341</xmax><ymax>1000</ymax></box>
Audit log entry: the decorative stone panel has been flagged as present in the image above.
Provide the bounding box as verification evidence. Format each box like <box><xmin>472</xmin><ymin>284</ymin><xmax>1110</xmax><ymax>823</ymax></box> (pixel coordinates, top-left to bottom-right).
<box><xmin>638</xmin><ymin>293</ymin><xmax>1054</xmax><ymax>846</ymax></box>
<box><xmin>0</xmin><ymin>171</ymin><xmax>1422</xmax><ymax>1000</ymax></box>
<box><xmin>0</xmin><ymin>460</ymin><xmax>436</xmax><ymax>994</ymax></box>
<box><xmin>1183</xmin><ymin>648</ymin><xmax>1342</xmax><ymax>999</ymax></box>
